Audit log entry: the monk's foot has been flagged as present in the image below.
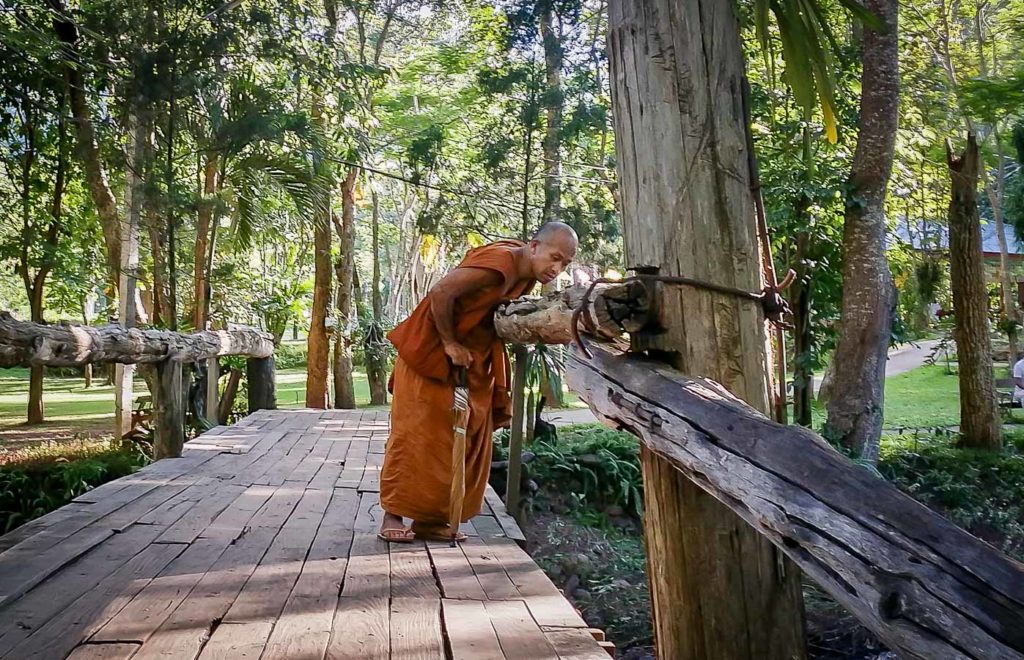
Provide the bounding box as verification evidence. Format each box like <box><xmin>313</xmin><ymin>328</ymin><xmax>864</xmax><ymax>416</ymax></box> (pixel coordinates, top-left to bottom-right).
<box><xmin>378</xmin><ymin>512</ymin><xmax>414</xmax><ymax>544</ymax></box>
<box><xmin>412</xmin><ymin>521</ymin><xmax>467</xmax><ymax>543</ymax></box>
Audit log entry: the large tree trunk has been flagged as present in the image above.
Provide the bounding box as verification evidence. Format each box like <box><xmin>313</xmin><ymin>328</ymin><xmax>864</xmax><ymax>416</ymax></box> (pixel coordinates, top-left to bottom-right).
<box><xmin>192</xmin><ymin>152</ymin><xmax>218</xmax><ymax>331</ymax></box>
<box><xmin>367</xmin><ymin>188</ymin><xmax>388</xmax><ymax>406</ymax></box>
<box><xmin>947</xmin><ymin>134</ymin><xmax>1001</xmax><ymax>450</ymax></box>
<box><xmin>305</xmin><ymin>97</ymin><xmax>332</xmax><ymax>409</ymax></box>
<box><xmin>306</xmin><ymin>214</ymin><xmax>332</xmax><ymax>408</ymax></box>
<box><xmin>824</xmin><ymin>0</ymin><xmax>899</xmax><ymax>463</ymax></box>
<box><xmin>146</xmin><ymin>208</ymin><xmax>167</xmax><ymax>327</ymax></box>
<box><xmin>333</xmin><ymin>167</ymin><xmax>358</xmax><ymax>409</ymax></box>
<box><xmin>607</xmin><ymin>2</ymin><xmax>806</xmax><ymax>657</ymax></box>
<box><xmin>540</xmin><ymin>7</ymin><xmax>562</xmax><ymax>223</ymax></box>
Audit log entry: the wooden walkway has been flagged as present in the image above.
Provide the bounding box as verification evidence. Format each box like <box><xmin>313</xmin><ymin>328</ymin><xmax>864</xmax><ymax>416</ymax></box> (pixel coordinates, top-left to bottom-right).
<box><xmin>0</xmin><ymin>409</ymin><xmax>610</xmax><ymax>659</ymax></box>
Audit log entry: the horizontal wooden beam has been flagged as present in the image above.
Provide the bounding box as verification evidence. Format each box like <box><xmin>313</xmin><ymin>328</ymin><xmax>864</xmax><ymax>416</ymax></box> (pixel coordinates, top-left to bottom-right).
<box><xmin>494</xmin><ymin>281</ymin><xmax>650</xmax><ymax>345</ymax></box>
<box><xmin>565</xmin><ymin>342</ymin><xmax>1024</xmax><ymax>660</ymax></box>
<box><xmin>0</xmin><ymin>312</ymin><xmax>274</xmax><ymax>367</ymax></box>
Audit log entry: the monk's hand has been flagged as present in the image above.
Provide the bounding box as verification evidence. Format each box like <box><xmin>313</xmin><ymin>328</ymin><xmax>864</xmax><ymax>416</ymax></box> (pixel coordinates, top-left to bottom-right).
<box><xmin>443</xmin><ymin>341</ymin><xmax>474</xmax><ymax>367</ymax></box>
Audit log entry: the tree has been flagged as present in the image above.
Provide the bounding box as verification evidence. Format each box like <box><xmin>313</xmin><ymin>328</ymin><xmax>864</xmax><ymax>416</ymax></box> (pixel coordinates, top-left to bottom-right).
<box><xmin>824</xmin><ymin>0</ymin><xmax>899</xmax><ymax>462</ymax></box>
<box><xmin>606</xmin><ymin>1</ymin><xmax>806</xmax><ymax>656</ymax></box>
<box><xmin>947</xmin><ymin>133</ymin><xmax>1001</xmax><ymax>450</ymax></box>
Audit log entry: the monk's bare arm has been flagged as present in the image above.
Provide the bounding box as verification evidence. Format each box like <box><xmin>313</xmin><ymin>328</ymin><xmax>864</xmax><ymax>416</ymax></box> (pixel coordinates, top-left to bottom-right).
<box><xmin>429</xmin><ymin>267</ymin><xmax>502</xmax><ymax>366</ymax></box>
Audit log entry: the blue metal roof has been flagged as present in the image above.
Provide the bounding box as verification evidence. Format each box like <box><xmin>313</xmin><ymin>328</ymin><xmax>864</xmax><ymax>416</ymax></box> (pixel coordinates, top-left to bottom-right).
<box><xmin>889</xmin><ymin>217</ymin><xmax>1023</xmax><ymax>255</ymax></box>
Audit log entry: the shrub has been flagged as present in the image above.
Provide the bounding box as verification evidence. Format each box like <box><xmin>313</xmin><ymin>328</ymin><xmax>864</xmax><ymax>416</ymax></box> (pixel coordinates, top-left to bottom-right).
<box><xmin>879</xmin><ymin>439</ymin><xmax>1024</xmax><ymax>559</ymax></box>
<box><xmin>530</xmin><ymin>424</ymin><xmax>643</xmax><ymax>517</ymax></box>
<box><xmin>0</xmin><ymin>441</ymin><xmax>150</xmax><ymax>533</ymax></box>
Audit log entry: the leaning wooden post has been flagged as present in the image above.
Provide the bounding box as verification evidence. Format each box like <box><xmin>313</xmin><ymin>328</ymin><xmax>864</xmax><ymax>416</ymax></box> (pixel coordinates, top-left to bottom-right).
<box><xmin>153</xmin><ymin>359</ymin><xmax>184</xmax><ymax>459</ymax></box>
<box><xmin>205</xmin><ymin>357</ymin><xmax>219</xmax><ymax>423</ymax></box>
<box><xmin>246</xmin><ymin>356</ymin><xmax>277</xmax><ymax>413</ymax></box>
<box><xmin>606</xmin><ymin>1</ymin><xmax>806</xmax><ymax>657</ymax></box>
<box><xmin>505</xmin><ymin>345</ymin><xmax>528</xmax><ymax>527</ymax></box>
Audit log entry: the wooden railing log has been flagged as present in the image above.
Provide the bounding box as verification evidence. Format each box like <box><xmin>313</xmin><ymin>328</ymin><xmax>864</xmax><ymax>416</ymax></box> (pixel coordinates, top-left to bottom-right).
<box><xmin>566</xmin><ymin>342</ymin><xmax>1024</xmax><ymax>660</ymax></box>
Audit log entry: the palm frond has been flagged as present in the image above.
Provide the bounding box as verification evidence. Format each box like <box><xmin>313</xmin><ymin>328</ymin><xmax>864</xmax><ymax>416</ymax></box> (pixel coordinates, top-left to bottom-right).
<box><xmin>756</xmin><ymin>0</ymin><xmax>883</xmax><ymax>144</ymax></box>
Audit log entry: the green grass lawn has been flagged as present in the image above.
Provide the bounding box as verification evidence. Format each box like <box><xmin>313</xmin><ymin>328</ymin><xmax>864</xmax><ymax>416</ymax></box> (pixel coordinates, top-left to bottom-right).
<box><xmin>0</xmin><ymin>361</ymin><xmax>1001</xmax><ymax>447</ymax></box>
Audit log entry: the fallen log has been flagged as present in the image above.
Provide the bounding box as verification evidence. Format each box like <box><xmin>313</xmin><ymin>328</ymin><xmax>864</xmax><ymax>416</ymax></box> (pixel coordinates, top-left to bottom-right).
<box><xmin>566</xmin><ymin>342</ymin><xmax>1024</xmax><ymax>660</ymax></box>
<box><xmin>494</xmin><ymin>281</ymin><xmax>650</xmax><ymax>345</ymax></box>
<box><xmin>0</xmin><ymin>313</ymin><xmax>274</xmax><ymax>367</ymax></box>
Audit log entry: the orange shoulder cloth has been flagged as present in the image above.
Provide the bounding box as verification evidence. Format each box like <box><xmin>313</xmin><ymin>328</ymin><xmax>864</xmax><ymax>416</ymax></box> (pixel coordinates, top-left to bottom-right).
<box><xmin>386</xmin><ymin>240</ymin><xmax>534</xmax><ymax>385</ymax></box>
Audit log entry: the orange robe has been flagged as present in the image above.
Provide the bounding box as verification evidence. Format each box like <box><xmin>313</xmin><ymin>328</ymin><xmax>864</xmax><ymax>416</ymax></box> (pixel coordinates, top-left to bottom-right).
<box><xmin>381</xmin><ymin>240</ymin><xmax>535</xmax><ymax>524</ymax></box>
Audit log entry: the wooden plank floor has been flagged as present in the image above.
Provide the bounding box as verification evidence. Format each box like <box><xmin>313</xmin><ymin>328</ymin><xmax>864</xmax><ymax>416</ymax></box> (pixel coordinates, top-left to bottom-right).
<box><xmin>0</xmin><ymin>409</ymin><xmax>609</xmax><ymax>660</ymax></box>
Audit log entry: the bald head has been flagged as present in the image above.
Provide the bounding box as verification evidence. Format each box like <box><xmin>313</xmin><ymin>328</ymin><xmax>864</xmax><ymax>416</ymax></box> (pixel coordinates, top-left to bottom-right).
<box><xmin>532</xmin><ymin>221</ymin><xmax>579</xmax><ymax>245</ymax></box>
<box><xmin>527</xmin><ymin>222</ymin><xmax>578</xmax><ymax>284</ymax></box>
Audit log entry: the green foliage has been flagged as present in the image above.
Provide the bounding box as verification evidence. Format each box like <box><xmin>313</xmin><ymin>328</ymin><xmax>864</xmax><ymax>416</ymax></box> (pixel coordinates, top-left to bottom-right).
<box><xmin>0</xmin><ymin>442</ymin><xmax>149</xmax><ymax>533</ymax></box>
<box><xmin>879</xmin><ymin>441</ymin><xmax>1024</xmax><ymax>559</ymax></box>
<box><xmin>530</xmin><ymin>424</ymin><xmax>643</xmax><ymax>517</ymax></box>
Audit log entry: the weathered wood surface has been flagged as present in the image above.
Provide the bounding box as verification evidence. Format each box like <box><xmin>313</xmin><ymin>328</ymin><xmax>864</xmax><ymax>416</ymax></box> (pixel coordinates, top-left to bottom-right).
<box><xmin>567</xmin><ymin>343</ymin><xmax>1024</xmax><ymax>660</ymax></box>
<box><xmin>0</xmin><ymin>312</ymin><xmax>274</xmax><ymax>367</ymax></box>
<box><xmin>494</xmin><ymin>280</ymin><xmax>649</xmax><ymax>345</ymax></box>
<box><xmin>0</xmin><ymin>408</ymin><xmax>596</xmax><ymax>660</ymax></box>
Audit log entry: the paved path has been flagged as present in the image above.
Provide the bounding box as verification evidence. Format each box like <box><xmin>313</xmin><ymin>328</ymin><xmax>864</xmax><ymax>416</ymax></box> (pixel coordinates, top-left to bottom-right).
<box><xmin>544</xmin><ymin>339</ymin><xmax>944</xmax><ymax>428</ymax></box>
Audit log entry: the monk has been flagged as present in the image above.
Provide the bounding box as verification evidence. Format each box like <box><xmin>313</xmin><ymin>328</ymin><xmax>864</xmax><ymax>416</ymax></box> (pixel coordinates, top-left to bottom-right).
<box><xmin>378</xmin><ymin>222</ymin><xmax>579</xmax><ymax>542</ymax></box>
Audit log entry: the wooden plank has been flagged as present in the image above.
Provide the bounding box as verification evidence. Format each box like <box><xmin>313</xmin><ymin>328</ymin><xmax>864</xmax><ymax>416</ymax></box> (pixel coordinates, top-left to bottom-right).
<box><xmin>442</xmin><ymin>599</ymin><xmax>504</xmax><ymax>659</ymax></box>
<box><xmin>544</xmin><ymin>629</ymin><xmax>610</xmax><ymax>660</ymax></box>
<box><xmin>284</xmin><ymin>430</ymin><xmax>329</xmax><ymax>484</ymax></box>
<box><xmin>0</xmin><ymin>524</ymin><xmax>113</xmax><ymax>608</ymax></box>
<box><xmin>131</xmin><ymin>488</ymin><xmax>299</xmax><ymax>660</ymax></box>
<box><xmin>197</xmin><ymin>621</ymin><xmax>273</xmax><ymax>659</ymax></box>
<box><xmin>307</xmin><ymin>438</ymin><xmax>350</xmax><ymax>490</ymax></box>
<box><xmin>426</xmin><ymin>541</ymin><xmax>487</xmax><ymax>600</ymax></box>
<box><xmin>390</xmin><ymin>541</ymin><xmax>438</xmax><ymax>599</ymax></box>
<box><xmin>327</xmin><ymin>492</ymin><xmax>390</xmax><ymax>660</ymax></box>
<box><xmin>0</xmin><ymin>524</ymin><xmax>168</xmax><ymax>653</ymax></box>
<box><xmin>91</xmin><ymin>485</ymin><xmax>275</xmax><ymax>644</ymax></box>
<box><xmin>460</xmin><ymin>537</ymin><xmax>520</xmax><ymax>601</ymax></box>
<box><xmin>389</xmin><ymin>597</ymin><xmax>444</xmax><ymax>660</ymax></box>
<box><xmin>473</xmin><ymin>514</ymin><xmax>504</xmax><ymax>538</ymax></box>
<box><xmin>3</xmin><ymin>541</ymin><xmax>185</xmax><ymax>659</ymax></box>
<box><xmin>65</xmin><ymin>642</ymin><xmax>141</xmax><ymax>660</ymax></box>
<box><xmin>97</xmin><ymin>483</ymin><xmax>193</xmax><ymax>532</ymax></box>
<box><xmin>337</xmin><ymin>438</ymin><xmax>368</xmax><ymax>488</ymax></box>
<box><xmin>484</xmin><ymin>537</ymin><xmax>587</xmax><ymax>628</ymax></box>
<box><xmin>485</xmin><ymin>487</ymin><xmax>527</xmax><ymax>542</ymax></box>
<box><xmin>154</xmin><ymin>484</ymin><xmax>246</xmax><ymax>544</ymax></box>
<box><xmin>0</xmin><ymin>504</ymin><xmax>91</xmax><ymax>552</ymax></box>
<box><xmin>199</xmin><ymin>488</ymin><xmax>331</xmax><ymax>657</ymax></box>
<box><xmin>261</xmin><ymin>488</ymin><xmax>359</xmax><ymax>660</ymax></box>
<box><xmin>357</xmin><ymin>450</ymin><xmax>383</xmax><ymax>492</ymax></box>
<box><xmin>485</xmin><ymin>599</ymin><xmax>559</xmax><ymax>659</ymax></box>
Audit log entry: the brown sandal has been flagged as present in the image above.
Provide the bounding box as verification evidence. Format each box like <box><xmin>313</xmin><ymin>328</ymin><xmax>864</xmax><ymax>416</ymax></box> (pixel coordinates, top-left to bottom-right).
<box><xmin>415</xmin><ymin>529</ymin><xmax>468</xmax><ymax>543</ymax></box>
<box><xmin>377</xmin><ymin>527</ymin><xmax>415</xmax><ymax>543</ymax></box>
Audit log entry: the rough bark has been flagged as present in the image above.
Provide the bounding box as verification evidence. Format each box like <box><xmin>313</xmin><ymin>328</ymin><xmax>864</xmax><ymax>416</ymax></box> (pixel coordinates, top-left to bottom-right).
<box><xmin>192</xmin><ymin>152</ymin><xmax>218</xmax><ymax>331</ymax></box>
<box><xmin>566</xmin><ymin>342</ymin><xmax>1024</xmax><ymax>660</ymax></box>
<box><xmin>217</xmin><ymin>367</ymin><xmax>242</xmax><ymax>425</ymax></box>
<box><xmin>0</xmin><ymin>314</ymin><xmax>273</xmax><ymax>367</ymax></box>
<box><xmin>824</xmin><ymin>0</ymin><xmax>899</xmax><ymax>462</ymax></box>
<box><xmin>791</xmin><ymin>231</ymin><xmax>814</xmax><ymax>427</ymax></box>
<box><xmin>367</xmin><ymin>188</ymin><xmax>388</xmax><ymax>406</ymax></box>
<box><xmin>494</xmin><ymin>281</ymin><xmax>649</xmax><ymax>345</ymax></box>
<box><xmin>947</xmin><ymin>134</ymin><xmax>1001</xmax><ymax>450</ymax></box>
<box><xmin>305</xmin><ymin>103</ymin><xmax>332</xmax><ymax>409</ymax></box>
<box><xmin>333</xmin><ymin>167</ymin><xmax>358</xmax><ymax>410</ymax></box>
<box><xmin>153</xmin><ymin>360</ymin><xmax>182</xmax><ymax>459</ymax></box>
<box><xmin>606</xmin><ymin>1</ymin><xmax>806</xmax><ymax>657</ymax></box>
<box><xmin>540</xmin><ymin>7</ymin><xmax>563</xmax><ymax>223</ymax></box>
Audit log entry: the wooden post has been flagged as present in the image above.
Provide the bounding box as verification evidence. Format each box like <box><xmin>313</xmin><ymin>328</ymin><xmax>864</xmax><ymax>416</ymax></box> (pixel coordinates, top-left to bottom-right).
<box><xmin>246</xmin><ymin>356</ymin><xmax>276</xmax><ymax>413</ymax></box>
<box><xmin>607</xmin><ymin>1</ymin><xmax>806</xmax><ymax>657</ymax></box>
<box><xmin>205</xmin><ymin>357</ymin><xmax>219</xmax><ymax>422</ymax></box>
<box><xmin>153</xmin><ymin>360</ymin><xmax>183</xmax><ymax>459</ymax></box>
<box><xmin>505</xmin><ymin>345</ymin><xmax>528</xmax><ymax>526</ymax></box>
<box><xmin>218</xmin><ymin>367</ymin><xmax>242</xmax><ymax>424</ymax></box>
